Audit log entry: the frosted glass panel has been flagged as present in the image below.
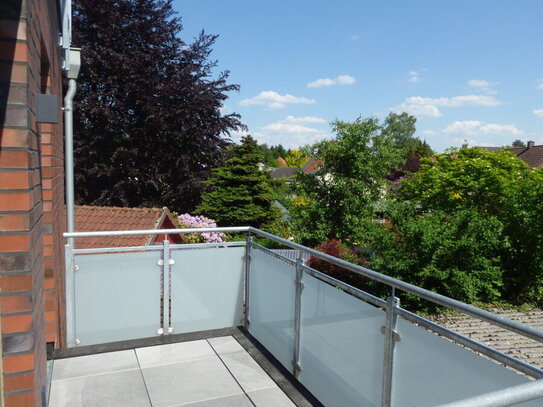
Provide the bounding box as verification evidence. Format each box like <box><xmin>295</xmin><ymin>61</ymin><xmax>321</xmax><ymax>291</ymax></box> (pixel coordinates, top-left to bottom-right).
<box><xmin>74</xmin><ymin>251</ymin><xmax>161</xmax><ymax>346</ymax></box>
<box><xmin>299</xmin><ymin>275</ymin><xmax>385</xmax><ymax>407</ymax></box>
<box><xmin>393</xmin><ymin>317</ymin><xmax>538</xmax><ymax>407</ymax></box>
<box><xmin>249</xmin><ymin>249</ymin><xmax>296</xmax><ymax>371</ymax></box>
<box><xmin>170</xmin><ymin>246</ymin><xmax>245</xmax><ymax>333</ymax></box>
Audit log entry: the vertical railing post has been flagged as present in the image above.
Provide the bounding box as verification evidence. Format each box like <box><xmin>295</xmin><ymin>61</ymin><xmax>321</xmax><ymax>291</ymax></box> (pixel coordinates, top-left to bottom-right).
<box><xmin>243</xmin><ymin>234</ymin><xmax>252</xmax><ymax>329</ymax></box>
<box><xmin>292</xmin><ymin>257</ymin><xmax>304</xmax><ymax>378</ymax></box>
<box><xmin>381</xmin><ymin>294</ymin><xmax>400</xmax><ymax>407</ymax></box>
<box><xmin>161</xmin><ymin>239</ymin><xmax>174</xmax><ymax>334</ymax></box>
<box><xmin>64</xmin><ymin>243</ymin><xmax>79</xmax><ymax>346</ymax></box>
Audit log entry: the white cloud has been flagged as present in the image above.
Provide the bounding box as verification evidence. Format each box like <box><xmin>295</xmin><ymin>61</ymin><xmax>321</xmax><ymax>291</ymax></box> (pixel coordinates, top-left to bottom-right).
<box><xmin>239</xmin><ymin>91</ymin><xmax>316</xmax><ymax>109</ymax></box>
<box><xmin>408</xmin><ymin>71</ymin><xmax>421</xmax><ymax>83</ymax></box>
<box><xmin>452</xmin><ymin>137</ymin><xmax>498</xmax><ymax>148</ymax></box>
<box><xmin>262</xmin><ymin>122</ymin><xmax>321</xmax><ymax>134</ymax></box>
<box><xmin>392</xmin><ymin>94</ymin><xmax>502</xmax><ymax>117</ymax></box>
<box><xmin>442</xmin><ymin>120</ymin><xmax>483</xmax><ymax>134</ymax></box>
<box><xmin>250</xmin><ymin>116</ymin><xmax>331</xmax><ymax>149</ymax></box>
<box><xmin>533</xmin><ymin>108</ymin><xmax>543</xmax><ymax>117</ymax></box>
<box><xmin>467</xmin><ymin>79</ymin><xmax>498</xmax><ymax>95</ymax></box>
<box><xmin>307</xmin><ymin>74</ymin><xmax>356</xmax><ymax>88</ymax></box>
<box><xmin>536</xmin><ymin>79</ymin><xmax>543</xmax><ymax>90</ymax></box>
<box><xmin>285</xmin><ymin>115</ymin><xmax>327</xmax><ymax>124</ymax></box>
<box><xmin>351</xmin><ymin>34</ymin><xmax>359</xmax><ymax>40</ymax></box>
<box><xmin>251</xmin><ymin>130</ymin><xmax>332</xmax><ymax>150</ymax></box>
<box><xmin>436</xmin><ymin>120</ymin><xmax>523</xmax><ymax>137</ymax></box>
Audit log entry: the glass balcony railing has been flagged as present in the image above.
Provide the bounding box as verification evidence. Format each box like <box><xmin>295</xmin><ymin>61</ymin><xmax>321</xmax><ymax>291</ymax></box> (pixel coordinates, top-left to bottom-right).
<box><xmin>63</xmin><ymin>227</ymin><xmax>543</xmax><ymax>407</ymax></box>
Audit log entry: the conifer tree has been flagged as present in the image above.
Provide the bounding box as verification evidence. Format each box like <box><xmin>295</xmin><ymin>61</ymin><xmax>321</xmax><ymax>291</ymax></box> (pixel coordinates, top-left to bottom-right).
<box><xmin>195</xmin><ymin>136</ymin><xmax>277</xmax><ymax>227</ymax></box>
<box><xmin>72</xmin><ymin>0</ymin><xmax>244</xmax><ymax>211</ymax></box>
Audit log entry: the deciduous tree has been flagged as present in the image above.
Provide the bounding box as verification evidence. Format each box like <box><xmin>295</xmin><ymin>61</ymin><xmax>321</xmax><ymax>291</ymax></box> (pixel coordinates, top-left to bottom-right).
<box><xmin>72</xmin><ymin>0</ymin><xmax>244</xmax><ymax>212</ymax></box>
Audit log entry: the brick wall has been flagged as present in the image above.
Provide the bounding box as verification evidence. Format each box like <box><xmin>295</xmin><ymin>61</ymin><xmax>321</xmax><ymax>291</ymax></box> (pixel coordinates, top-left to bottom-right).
<box><xmin>0</xmin><ymin>0</ymin><xmax>65</xmax><ymax>406</ymax></box>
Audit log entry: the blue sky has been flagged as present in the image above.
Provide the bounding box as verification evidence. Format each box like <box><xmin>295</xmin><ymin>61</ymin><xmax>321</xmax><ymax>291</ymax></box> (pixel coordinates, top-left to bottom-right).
<box><xmin>173</xmin><ymin>0</ymin><xmax>543</xmax><ymax>152</ymax></box>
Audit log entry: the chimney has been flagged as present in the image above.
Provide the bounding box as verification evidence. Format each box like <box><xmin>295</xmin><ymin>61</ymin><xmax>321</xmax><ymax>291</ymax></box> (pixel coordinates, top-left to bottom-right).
<box><xmin>527</xmin><ymin>140</ymin><xmax>535</xmax><ymax>148</ymax></box>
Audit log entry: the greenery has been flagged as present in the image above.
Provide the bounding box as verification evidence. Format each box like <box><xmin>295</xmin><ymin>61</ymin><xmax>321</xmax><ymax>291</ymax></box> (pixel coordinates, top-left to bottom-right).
<box><xmin>289</xmin><ymin>117</ymin><xmax>409</xmax><ymax>245</ymax></box>
<box><xmin>195</xmin><ymin>135</ymin><xmax>278</xmax><ymax>228</ymax></box>
<box><xmin>258</xmin><ymin>144</ymin><xmax>287</xmax><ymax>167</ymax></box>
<box><xmin>72</xmin><ymin>0</ymin><xmax>243</xmax><ymax>212</ymax></box>
<box><xmin>393</xmin><ymin>147</ymin><xmax>543</xmax><ymax>305</ymax></box>
<box><xmin>284</xmin><ymin>150</ymin><xmax>308</xmax><ymax>167</ymax></box>
<box><xmin>285</xmin><ymin>118</ymin><xmax>542</xmax><ymax>308</ymax></box>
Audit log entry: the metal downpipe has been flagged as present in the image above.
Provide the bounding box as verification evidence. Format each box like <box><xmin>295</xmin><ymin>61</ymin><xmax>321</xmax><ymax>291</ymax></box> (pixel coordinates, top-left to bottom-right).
<box><xmin>64</xmin><ymin>78</ymin><xmax>77</xmax><ymax>247</ymax></box>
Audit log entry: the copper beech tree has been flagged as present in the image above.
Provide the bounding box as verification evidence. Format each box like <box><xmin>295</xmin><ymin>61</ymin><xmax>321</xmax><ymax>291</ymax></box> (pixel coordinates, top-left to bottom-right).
<box><xmin>72</xmin><ymin>0</ymin><xmax>244</xmax><ymax>212</ymax></box>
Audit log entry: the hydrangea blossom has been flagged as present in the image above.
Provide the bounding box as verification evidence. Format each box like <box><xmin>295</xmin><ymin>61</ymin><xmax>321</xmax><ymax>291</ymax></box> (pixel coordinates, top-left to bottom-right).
<box><xmin>177</xmin><ymin>213</ymin><xmax>225</xmax><ymax>243</ymax></box>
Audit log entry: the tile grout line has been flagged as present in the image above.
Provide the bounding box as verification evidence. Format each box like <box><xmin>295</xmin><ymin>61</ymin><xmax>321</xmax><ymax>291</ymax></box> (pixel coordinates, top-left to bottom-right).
<box><xmin>206</xmin><ymin>338</ymin><xmax>258</xmax><ymax>407</ymax></box>
<box><xmin>134</xmin><ymin>348</ymin><xmax>155</xmax><ymax>407</ymax></box>
<box><xmin>51</xmin><ymin>367</ymin><xmax>141</xmax><ymax>382</ymax></box>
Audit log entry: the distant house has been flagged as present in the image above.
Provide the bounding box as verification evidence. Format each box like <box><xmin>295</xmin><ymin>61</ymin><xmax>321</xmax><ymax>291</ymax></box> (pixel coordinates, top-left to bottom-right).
<box><xmin>301</xmin><ymin>157</ymin><xmax>324</xmax><ymax>174</ymax></box>
<box><xmin>476</xmin><ymin>140</ymin><xmax>543</xmax><ymax>169</ymax></box>
<box><xmin>75</xmin><ymin>206</ymin><xmax>183</xmax><ymax>249</ymax></box>
<box><xmin>270</xmin><ymin>166</ymin><xmax>298</xmax><ymax>180</ymax></box>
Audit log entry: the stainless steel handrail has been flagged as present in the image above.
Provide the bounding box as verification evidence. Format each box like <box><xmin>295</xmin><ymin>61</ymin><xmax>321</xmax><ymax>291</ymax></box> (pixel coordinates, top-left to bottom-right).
<box><xmin>435</xmin><ymin>379</ymin><xmax>543</xmax><ymax>407</ymax></box>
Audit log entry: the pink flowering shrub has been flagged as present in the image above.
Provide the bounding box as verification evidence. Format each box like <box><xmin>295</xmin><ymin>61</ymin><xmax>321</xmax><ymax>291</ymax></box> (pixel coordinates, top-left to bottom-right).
<box><xmin>177</xmin><ymin>213</ymin><xmax>225</xmax><ymax>243</ymax></box>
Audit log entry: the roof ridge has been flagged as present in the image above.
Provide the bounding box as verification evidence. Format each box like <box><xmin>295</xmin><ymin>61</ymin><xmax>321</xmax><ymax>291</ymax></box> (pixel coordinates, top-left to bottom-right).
<box><xmin>76</xmin><ymin>205</ymin><xmax>162</xmax><ymax>212</ymax></box>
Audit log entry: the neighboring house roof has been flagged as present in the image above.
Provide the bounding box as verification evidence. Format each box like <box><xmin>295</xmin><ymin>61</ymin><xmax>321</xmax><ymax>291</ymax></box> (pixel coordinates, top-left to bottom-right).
<box><xmin>431</xmin><ymin>308</ymin><xmax>543</xmax><ymax>370</ymax></box>
<box><xmin>270</xmin><ymin>167</ymin><xmax>298</xmax><ymax>179</ymax></box>
<box><xmin>277</xmin><ymin>157</ymin><xmax>287</xmax><ymax>167</ymax></box>
<box><xmin>477</xmin><ymin>141</ymin><xmax>543</xmax><ymax>169</ymax></box>
<box><xmin>75</xmin><ymin>205</ymin><xmax>181</xmax><ymax>249</ymax></box>
<box><xmin>301</xmin><ymin>157</ymin><xmax>324</xmax><ymax>174</ymax></box>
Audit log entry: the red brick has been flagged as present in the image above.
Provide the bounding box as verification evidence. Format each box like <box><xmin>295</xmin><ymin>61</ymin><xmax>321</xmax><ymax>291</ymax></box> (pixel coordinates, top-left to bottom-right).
<box><xmin>0</xmin><ymin>129</ymin><xmax>30</xmax><ymax>148</ymax></box>
<box><xmin>0</xmin><ymin>172</ymin><xmax>29</xmax><ymax>189</ymax></box>
<box><xmin>2</xmin><ymin>313</ymin><xmax>32</xmax><ymax>333</ymax></box>
<box><xmin>45</xmin><ymin>311</ymin><xmax>54</xmax><ymax>322</ymax></box>
<box><xmin>42</xmin><ymin>189</ymin><xmax>52</xmax><ymax>201</ymax></box>
<box><xmin>5</xmin><ymin>390</ymin><xmax>36</xmax><ymax>407</ymax></box>
<box><xmin>3</xmin><ymin>353</ymin><xmax>34</xmax><ymax>374</ymax></box>
<box><xmin>0</xmin><ymin>294</ymin><xmax>32</xmax><ymax>313</ymax></box>
<box><xmin>0</xmin><ymin>213</ymin><xmax>30</xmax><ymax>231</ymax></box>
<box><xmin>0</xmin><ymin>41</ymin><xmax>27</xmax><ymax>62</ymax></box>
<box><xmin>0</xmin><ymin>151</ymin><xmax>29</xmax><ymax>168</ymax></box>
<box><xmin>0</xmin><ymin>233</ymin><xmax>30</xmax><ymax>251</ymax></box>
<box><xmin>0</xmin><ymin>62</ymin><xmax>27</xmax><ymax>84</ymax></box>
<box><xmin>3</xmin><ymin>372</ymin><xmax>34</xmax><ymax>393</ymax></box>
<box><xmin>43</xmin><ymin>279</ymin><xmax>54</xmax><ymax>290</ymax></box>
<box><xmin>0</xmin><ymin>274</ymin><xmax>32</xmax><ymax>292</ymax></box>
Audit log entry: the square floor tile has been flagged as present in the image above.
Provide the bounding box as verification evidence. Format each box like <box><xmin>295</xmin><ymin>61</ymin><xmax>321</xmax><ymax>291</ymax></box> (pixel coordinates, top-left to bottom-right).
<box><xmin>247</xmin><ymin>387</ymin><xmax>296</xmax><ymax>407</ymax></box>
<box><xmin>49</xmin><ymin>369</ymin><xmax>150</xmax><ymax>407</ymax></box>
<box><xmin>136</xmin><ymin>340</ymin><xmax>215</xmax><ymax>369</ymax></box>
<box><xmin>52</xmin><ymin>350</ymin><xmax>138</xmax><ymax>380</ymax></box>
<box><xmin>207</xmin><ymin>336</ymin><xmax>245</xmax><ymax>356</ymax></box>
<box><xmin>220</xmin><ymin>351</ymin><xmax>275</xmax><ymax>392</ymax></box>
<box><xmin>142</xmin><ymin>356</ymin><xmax>243</xmax><ymax>407</ymax></box>
<box><xmin>175</xmin><ymin>393</ymin><xmax>253</xmax><ymax>407</ymax></box>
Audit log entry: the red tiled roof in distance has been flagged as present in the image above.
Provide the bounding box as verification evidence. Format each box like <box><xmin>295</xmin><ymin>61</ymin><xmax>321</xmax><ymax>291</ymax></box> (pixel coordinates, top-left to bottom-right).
<box><xmin>74</xmin><ymin>206</ymin><xmax>181</xmax><ymax>249</ymax></box>
<box><xmin>301</xmin><ymin>157</ymin><xmax>324</xmax><ymax>174</ymax></box>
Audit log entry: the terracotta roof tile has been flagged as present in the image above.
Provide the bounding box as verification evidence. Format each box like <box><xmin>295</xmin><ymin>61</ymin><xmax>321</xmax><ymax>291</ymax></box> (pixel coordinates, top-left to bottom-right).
<box><xmin>75</xmin><ymin>205</ymin><xmax>176</xmax><ymax>249</ymax></box>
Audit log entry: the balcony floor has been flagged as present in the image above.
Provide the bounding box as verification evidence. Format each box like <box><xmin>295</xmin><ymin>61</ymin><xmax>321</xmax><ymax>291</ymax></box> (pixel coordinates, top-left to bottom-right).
<box><xmin>49</xmin><ymin>335</ymin><xmax>302</xmax><ymax>407</ymax></box>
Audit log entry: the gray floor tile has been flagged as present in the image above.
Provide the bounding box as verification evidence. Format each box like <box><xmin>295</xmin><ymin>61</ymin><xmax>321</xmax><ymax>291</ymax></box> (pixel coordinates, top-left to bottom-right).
<box><xmin>142</xmin><ymin>357</ymin><xmax>243</xmax><ymax>407</ymax></box>
<box><xmin>220</xmin><ymin>351</ymin><xmax>276</xmax><ymax>392</ymax></box>
<box><xmin>52</xmin><ymin>350</ymin><xmax>138</xmax><ymax>380</ymax></box>
<box><xmin>136</xmin><ymin>340</ymin><xmax>215</xmax><ymax>369</ymax></box>
<box><xmin>174</xmin><ymin>393</ymin><xmax>253</xmax><ymax>407</ymax></box>
<box><xmin>49</xmin><ymin>369</ymin><xmax>151</xmax><ymax>407</ymax></box>
<box><xmin>207</xmin><ymin>336</ymin><xmax>245</xmax><ymax>356</ymax></box>
<box><xmin>247</xmin><ymin>387</ymin><xmax>296</xmax><ymax>407</ymax></box>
